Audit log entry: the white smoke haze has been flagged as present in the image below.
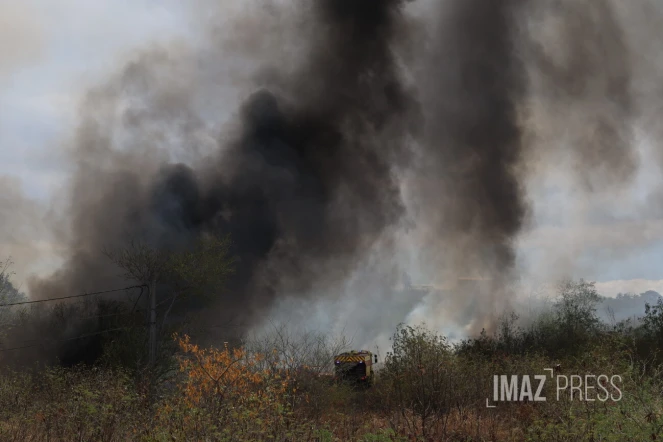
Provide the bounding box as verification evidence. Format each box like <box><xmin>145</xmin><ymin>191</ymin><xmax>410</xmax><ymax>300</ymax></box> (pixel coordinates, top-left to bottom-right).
<box><xmin>0</xmin><ymin>176</ymin><xmax>62</xmax><ymax>280</ymax></box>
<box><xmin>514</xmin><ymin>0</ymin><xmax>663</xmax><ymax>281</ymax></box>
<box><xmin>1</xmin><ymin>0</ymin><xmax>663</xmax><ymax>357</ymax></box>
<box><xmin>595</xmin><ymin>279</ymin><xmax>663</xmax><ymax>298</ymax></box>
<box><xmin>0</xmin><ymin>2</ymin><xmax>45</xmax><ymax>84</ymax></box>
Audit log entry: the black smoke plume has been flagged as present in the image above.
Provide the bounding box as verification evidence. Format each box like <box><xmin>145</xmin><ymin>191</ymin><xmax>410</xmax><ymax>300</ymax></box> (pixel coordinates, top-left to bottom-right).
<box><xmin>3</xmin><ymin>0</ymin><xmax>645</xmax><ymax>364</ymax></box>
<box><xmin>16</xmin><ymin>0</ymin><xmax>418</xmax><ymax>362</ymax></box>
<box><xmin>408</xmin><ymin>0</ymin><xmax>529</xmax><ymax>331</ymax></box>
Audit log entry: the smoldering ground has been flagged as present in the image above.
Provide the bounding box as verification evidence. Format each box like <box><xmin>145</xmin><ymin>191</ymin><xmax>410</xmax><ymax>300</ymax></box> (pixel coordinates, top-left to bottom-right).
<box><xmin>2</xmin><ymin>0</ymin><xmax>661</xmax><ymax>363</ymax></box>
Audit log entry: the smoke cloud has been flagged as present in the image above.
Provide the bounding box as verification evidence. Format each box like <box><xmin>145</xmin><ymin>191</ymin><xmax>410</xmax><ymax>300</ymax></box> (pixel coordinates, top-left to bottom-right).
<box><xmin>0</xmin><ymin>176</ymin><xmax>59</xmax><ymax>280</ymax></box>
<box><xmin>27</xmin><ymin>0</ymin><xmax>418</xmax><ymax>335</ymax></box>
<box><xmin>403</xmin><ymin>0</ymin><xmax>529</xmax><ymax>333</ymax></box>
<box><xmin>4</xmin><ymin>0</ymin><xmax>660</xmax><ymax>359</ymax></box>
<box><xmin>524</xmin><ymin>0</ymin><xmax>637</xmax><ymax>189</ymax></box>
<box><xmin>515</xmin><ymin>0</ymin><xmax>662</xmax><ymax>285</ymax></box>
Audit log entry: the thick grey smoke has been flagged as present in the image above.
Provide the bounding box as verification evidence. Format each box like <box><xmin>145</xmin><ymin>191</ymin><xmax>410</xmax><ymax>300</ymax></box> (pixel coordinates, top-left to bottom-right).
<box><xmin>0</xmin><ymin>177</ymin><xmax>57</xmax><ymax>280</ymax></box>
<box><xmin>524</xmin><ymin>0</ymin><xmax>637</xmax><ymax>190</ymax></box>
<box><xmin>624</xmin><ymin>0</ymin><xmax>663</xmax><ymax>216</ymax></box>
<box><xmin>403</xmin><ymin>0</ymin><xmax>529</xmax><ymax>333</ymax></box>
<box><xmin>516</xmin><ymin>0</ymin><xmax>655</xmax><ymax>285</ymax></box>
<box><xmin>27</xmin><ymin>0</ymin><xmax>418</xmax><ymax>336</ymax></box>
<box><xmin>7</xmin><ymin>0</ymin><xmax>656</xmax><ymax>360</ymax></box>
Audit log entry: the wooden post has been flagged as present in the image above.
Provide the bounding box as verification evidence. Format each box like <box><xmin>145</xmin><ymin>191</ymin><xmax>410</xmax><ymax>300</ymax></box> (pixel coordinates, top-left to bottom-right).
<box><xmin>148</xmin><ymin>279</ymin><xmax>157</xmax><ymax>367</ymax></box>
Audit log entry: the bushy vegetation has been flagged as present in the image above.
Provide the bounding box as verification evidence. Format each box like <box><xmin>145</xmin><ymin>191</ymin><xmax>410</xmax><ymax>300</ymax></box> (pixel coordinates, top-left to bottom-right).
<box><xmin>2</xmin><ymin>273</ymin><xmax>663</xmax><ymax>440</ymax></box>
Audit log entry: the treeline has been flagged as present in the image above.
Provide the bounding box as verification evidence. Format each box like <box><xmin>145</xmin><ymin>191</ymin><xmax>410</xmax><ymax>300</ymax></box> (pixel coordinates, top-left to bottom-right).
<box><xmin>459</xmin><ymin>279</ymin><xmax>663</xmax><ymax>363</ymax></box>
<box><xmin>0</xmin><ymin>234</ymin><xmax>236</xmax><ymax>375</ymax></box>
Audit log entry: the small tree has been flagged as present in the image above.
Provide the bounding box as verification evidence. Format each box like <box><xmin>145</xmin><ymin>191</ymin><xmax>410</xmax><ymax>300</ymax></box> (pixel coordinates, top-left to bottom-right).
<box><xmin>245</xmin><ymin>322</ymin><xmax>350</xmax><ymax>374</ymax></box>
<box><xmin>157</xmin><ymin>335</ymin><xmax>296</xmax><ymax>440</ymax></box>
<box><xmin>509</xmin><ymin>279</ymin><xmax>603</xmax><ymax>359</ymax></box>
<box><xmin>0</xmin><ymin>258</ymin><xmax>26</xmax><ymax>331</ymax></box>
<box><xmin>555</xmin><ymin>279</ymin><xmax>601</xmax><ymax>330</ymax></box>
<box><xmin>244</xmin><ymin>323</ymin><xmax>352</xmax><ymax>419</ymax></box>
<box><xmin>553</xmin><ymin>279</ymin><xmax>602</xmax><ymax>353</ymax></box>
<box><xmin>104</xmin><ymin>233</ymin><xmax>235</xmax><ymax>372</ymax></box>
<box><xmin>639</xmin><ymin>297</ymin><xmax>663</xmax><ymax>363</ymax></box>
<box><xmin>164</xmin><ymin>233</ymin><xmax>235</xmax><ymax>325</ymax></box>
<box><xmin>378</xmin><ymin>324</ymin><xmax>456</xmax><ymax>438</ymax></box>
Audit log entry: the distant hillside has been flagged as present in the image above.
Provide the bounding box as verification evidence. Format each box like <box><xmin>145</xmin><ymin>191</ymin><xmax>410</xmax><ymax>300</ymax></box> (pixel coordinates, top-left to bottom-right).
<box><xmin>597</xmin><ymin>290</ymin><xmax>662</xmax><ymax>324</ymax></box>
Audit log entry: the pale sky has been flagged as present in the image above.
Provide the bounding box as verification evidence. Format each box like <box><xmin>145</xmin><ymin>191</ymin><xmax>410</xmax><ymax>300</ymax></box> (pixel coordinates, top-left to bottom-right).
<box><xmin>1</xmin><ymin>0</ymin><xmax>662</xmax><ymax>298</ymax></box>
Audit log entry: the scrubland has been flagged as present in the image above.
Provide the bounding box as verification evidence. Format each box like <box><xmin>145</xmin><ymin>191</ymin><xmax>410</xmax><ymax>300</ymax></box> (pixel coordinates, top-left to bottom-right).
<box><xmin>1</xmin><ymin>279</ymin><xmax>663</xmax><ymax>441</ymax></box>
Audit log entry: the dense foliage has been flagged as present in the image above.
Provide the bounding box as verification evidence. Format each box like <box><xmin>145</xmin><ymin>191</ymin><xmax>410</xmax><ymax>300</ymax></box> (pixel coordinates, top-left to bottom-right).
<box><xmin>2</xmin><ymin>278</ymin><xmax>663</xmax><ymax>440</ymax></box>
